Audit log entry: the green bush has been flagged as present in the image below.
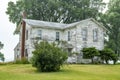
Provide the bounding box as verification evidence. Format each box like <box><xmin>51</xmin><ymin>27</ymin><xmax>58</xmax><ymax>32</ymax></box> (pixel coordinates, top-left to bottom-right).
<box><xmin>99</xmin><ymin>48</ymin><xmax>118</xmax><ymax>64</ymax></box>
<box><xmin>0</xmin><ymin>62</ymin><xmax>6</xmax><ymax>65</ymax></box>
<box><xmin>31</xmin><ymin>41</ymin><xmax>67</xmax><ymax>72</ymax></box>
<box><xmin>82</xmin><ymin>47</ymin><xmax>99</xmax><ymax>63</ymax></box>
<box><xmin>111</xmin><ymin>53</ymin><xmax>118</xmax><ymax>64</ymax></box>
<box><xmin>15</xmin><ymin>58</ymin><xmax>29</xmax><ymax>64</ymax></box>
<box><xmin>0</xmin><ymin>41</ymin><xmax>5</xmax><ymax>62</ymax></box>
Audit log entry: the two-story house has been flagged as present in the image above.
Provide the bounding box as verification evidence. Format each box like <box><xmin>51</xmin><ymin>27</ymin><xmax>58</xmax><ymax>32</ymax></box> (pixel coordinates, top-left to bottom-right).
<box><xmin>14</xmin><ymin>18</ymin><xmax>107</xmax><ymax>63</ymax></box>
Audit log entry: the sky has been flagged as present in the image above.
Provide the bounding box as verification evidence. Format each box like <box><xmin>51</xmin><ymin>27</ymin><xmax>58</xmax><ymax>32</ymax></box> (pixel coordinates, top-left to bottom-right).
<box><xmin>0</xmin><ymin>0</ymin><xmax>18</xmax><ymax>62</ymax></box>
<box><xmin>0</xmin><ymin>0</ymin><xmax>109</xmax><ymax>62</ymax></box>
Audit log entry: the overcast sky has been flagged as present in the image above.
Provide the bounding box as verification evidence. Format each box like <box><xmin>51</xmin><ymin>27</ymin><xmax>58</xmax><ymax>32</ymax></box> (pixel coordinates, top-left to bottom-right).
<box><xmin>0</xmin><ymin>0</ymin><xmax>109</xmax><ymax>62</ymax></box>
<box><xmin>0</xmin><ymin>0</ymin><xmax>18</xmax><ymax>62</ymax></box>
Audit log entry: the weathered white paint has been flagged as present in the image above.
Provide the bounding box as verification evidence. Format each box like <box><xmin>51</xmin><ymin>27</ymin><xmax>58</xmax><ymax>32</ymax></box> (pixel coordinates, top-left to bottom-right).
<box><xmin>14</xmin><ymin>18</ymin><xmax>106</xmax><ymax>63</ymax></box>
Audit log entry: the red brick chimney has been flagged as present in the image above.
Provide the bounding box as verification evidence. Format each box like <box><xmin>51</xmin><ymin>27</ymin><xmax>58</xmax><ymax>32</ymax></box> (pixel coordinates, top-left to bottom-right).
<box><xmin>21</xmin><ymin>11</ymin><xmax>27</xmax><ymax>59</ymax></box>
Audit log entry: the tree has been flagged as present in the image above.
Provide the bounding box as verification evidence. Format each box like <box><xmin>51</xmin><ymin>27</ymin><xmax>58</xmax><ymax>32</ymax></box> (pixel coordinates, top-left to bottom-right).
<box><xmin>31</xmin><ymin>41</ymin><xmax>67</xmax><ymax>72</ymax></box>
<box><xmin>6</xmin><ymin>0</ymin><xmax>106</xmax><ymax>33</ymax></box>
<box><xmin>0</xmin><ymin>41</ymin><xmax>3</xmax><ymax>50</ymax></box>
<box><xmin>0</xmin><ymin>42</ymin><xmax>5</xmax><ymax>62</ymax></box>
<box><xmin>82</xmin><ymin>47</ymin><xmax>99</xmax><ymax>63</ymax></box>
<box><xmin>111</xmin><ymin>53</ymin><xmax>118</xmax><ymax>64</ymax></box>
<box><xmin>99</xmin><ymin>48</ymin><xmax>118</xmax><ymax>64</ymax></box>
<box><xmin>0</xmin><ymin>53</ymin><xmax>5</xmax><ymax>62</ymax></box>
<box><xmin>101</xmin><ymin>0</ymin><xmax>120</xmax><ymax>56</ymax></box>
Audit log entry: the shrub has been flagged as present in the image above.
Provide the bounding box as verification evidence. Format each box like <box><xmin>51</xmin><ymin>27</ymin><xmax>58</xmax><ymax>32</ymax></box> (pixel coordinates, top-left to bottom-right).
<box><xmin>99</xmin><ymin>48</ymin><xmax>118</xmax><ymax>64</ymax></box>
<box><xmin>0</xmin><ymin>42</ymin><xmax>5</xmax><ymax>62</ymax></box>
<box><xmin>111</xmin><ymin>53</ymin><xmax>118</xmax><ymax>64</ymax></box>
<box><xmin>31</xmin><ymin>41</ymin><xmax>67</xmax><ymax>72</ymax></box>
<box><xmin>82</xmin><ymin>47</ymin><xmax>99</xmax><ymax>63</ymax></box>
<box><xmin>14</xmin><ymin>58</ymin><xmax>29</xmax><ymax>64</ymax></box>
<box><xmin>0</xmin><ymin>62</ymin><xmax>6</xmax><ymax>65</ymax></box>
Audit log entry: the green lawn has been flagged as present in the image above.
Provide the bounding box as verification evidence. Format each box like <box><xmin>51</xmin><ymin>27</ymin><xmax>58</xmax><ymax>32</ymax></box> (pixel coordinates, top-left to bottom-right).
<box><xmin>0</xmin><ymin>64</ymin><xmax>120</xmax><ymax>80</ymax></box>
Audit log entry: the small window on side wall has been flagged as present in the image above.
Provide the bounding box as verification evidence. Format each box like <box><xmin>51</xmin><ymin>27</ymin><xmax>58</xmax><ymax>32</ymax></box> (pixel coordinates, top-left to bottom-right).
<box><xmin>93</xmin><ymin>29</ymin><xmax>98</xmax><ymax>42</ymax></box>
<box><xmin>25</xmin><ymin>49</ymin><xmax>28</xmax><ymax>57</ymax></box>
<box><xmin>56</xmin><ymin>32</ymin><xmax>60</xmax><ymax>41</ymax></box>
<box><xmin>68</xmin><ymin>31</ymin><xmax>71</xmax><ymax>41</ymax></box>
<box><xmin>37</xmin><ymin>30</ymin><xmax>42</xmax><ymax>40</ymax></box>
<box><xmin>26</xmin><ymin>30</ymin><xmax>28</xmax><ymax>40</ymax></box>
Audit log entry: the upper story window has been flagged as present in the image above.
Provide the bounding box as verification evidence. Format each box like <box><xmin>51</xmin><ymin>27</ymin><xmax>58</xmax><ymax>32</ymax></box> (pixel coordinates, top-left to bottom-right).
<box><xmin>26</xmin><ymin>30</ymin><xmax>28</xmax><ymax>40</ymax></box>
<box><xmin>68</xmin><ymin>31</ymin><xmax>71</xmax><ymax>41</ymax></box>
<box><xmin>82</xmin><ymin>28</ymin><xmax>87</xmax><ymax>41</ymax></box>
<box><xmin>37</xmin><ymin>30</ymin><xmax>42</xmax><ymax>40</ymax></box>
<box><xmin>56</xmin><ymin>32</ymin><xmax>60</xmax><ymax>41</ymax></box>
<box><xmin>93</xmin><ymin>29</ymin><xmax>98</xmax><ymax>42</ymax></box>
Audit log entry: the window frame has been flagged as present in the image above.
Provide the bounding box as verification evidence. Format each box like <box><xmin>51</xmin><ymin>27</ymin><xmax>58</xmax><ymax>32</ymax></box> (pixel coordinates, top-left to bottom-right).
<box><xmin>56</xmin><ymin>32</ymin><xmax>60</xmax><ymax>41</ymax></box>
<box><xmin>93</xmin><ymin>28</ymin><xmax>98</xmax><ymax>42</ymax></box>
<box><xmin>26</xmin><ymin>30</ymin><xmax>28</xmax><ymax>40</ymax></box>
<box><xmin>82</xmin><ymin>27</ymin><xmax>87</xmax><ymax>41</ymax></box>
<box><xmin>68</xmin><ymin>31</ymin><xmax>71</xmax><ymax>41</ymax></box>
<box><xmin>37</xmin><ymin>30</ymin><xmax>42</xmax><ymax>40</ymax></box>
<box><xmin>25</xmin><ymin>49</ymin><xmax>28</xmax><ymax>57</ymax></box>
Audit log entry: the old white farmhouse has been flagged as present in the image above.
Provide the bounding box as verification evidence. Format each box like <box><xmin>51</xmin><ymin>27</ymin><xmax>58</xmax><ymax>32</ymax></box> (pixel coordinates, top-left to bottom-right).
<box><xmin>14</xmin><ymin>18</ymin><xmax>107</xmax><ymax>63</ymax></box>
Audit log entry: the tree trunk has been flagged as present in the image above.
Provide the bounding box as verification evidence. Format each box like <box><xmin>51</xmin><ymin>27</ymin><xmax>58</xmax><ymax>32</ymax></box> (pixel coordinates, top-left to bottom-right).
<box><xmin>91</xmin><ymin>58</ymin><xmax>94</xmax><ymax>64</ymax></box>
<box><xmin>105</xmin><ymin>60</ymin><xmax>108</xmax><ymax>64</ymax></box>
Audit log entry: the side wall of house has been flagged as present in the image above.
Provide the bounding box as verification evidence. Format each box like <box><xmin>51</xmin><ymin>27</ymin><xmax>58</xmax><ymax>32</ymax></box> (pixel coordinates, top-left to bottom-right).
<box><xmin>14</xmin><ymin>43</ymin><xmax>20</xmax><ymax>61</ymax></box>
<box><xmin>76</xmin><ymin>20</ymin><xmax>104</xmax><ymax>50</ymax></box>
<box><xmin>76</xmin><ymin>20</ymin><xmax>105</xmax><ymax>63</ymax></box>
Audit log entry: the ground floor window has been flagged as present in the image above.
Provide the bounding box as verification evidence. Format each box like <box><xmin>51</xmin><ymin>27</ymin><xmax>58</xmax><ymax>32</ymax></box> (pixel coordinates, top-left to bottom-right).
<box><xmin>25</xmin><ymin>49</ymin><xmax>28</xmax><ymax>57</ymax></box>
<box><xmin>68</xmin><ymin>48</ymin><xmax>72</xmax><ymax>56</ymax></box>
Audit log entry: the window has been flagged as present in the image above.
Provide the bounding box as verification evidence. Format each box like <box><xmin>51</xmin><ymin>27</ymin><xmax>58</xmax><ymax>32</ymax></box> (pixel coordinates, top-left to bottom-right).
<box><xmin>68</xmin><ymin>31</ymin><xmax>71</xmax><ymax>41</ymax></box>
<box><xmin>93</xmin><ymin>29</ymin><xmax>98</xmax><ymax>42</ymax></box>
<box><xmin>37</xmin><ymin>30</ymin><xmax>42</xmax><ymax>39</ymax></box>
<box><xmin>25</xmin><ymin>49</ymin><xmax>28</xmax><ymax>57</ymax></box>
<box><xmin>82</xmin><ymin>28</ymin><xmax>87</xmax><ymax>41</ymax></box>
<box><xmin>68</xmin><ymin>48</ymin><xmax>72</xmax><ymax>56</ymax></box>
<box><xmin>56</xmin><ymin>32</ymin><xmax>60</xmax><ymax>41</ymax></box>
<box><xmin>26</xmin><ymin>30</ymin><xmax>28</xmax><ymax>40</ymax></box>
<box><xmin>83</xmin><ymin>42</ymin><xmax>87</xmax><ymax>48</ymax></box>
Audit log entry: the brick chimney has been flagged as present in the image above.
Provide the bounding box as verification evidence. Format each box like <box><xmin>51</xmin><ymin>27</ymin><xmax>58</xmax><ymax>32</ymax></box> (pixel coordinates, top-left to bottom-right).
<box><xmin>22</xmin><ymin>11</ymin><xmax>27</xmax><ymax>19</ymax></box>
<box><xmin>21</xmin><ymin>11</ymin><xmax>26</xmax><ymax>59</ymax></box>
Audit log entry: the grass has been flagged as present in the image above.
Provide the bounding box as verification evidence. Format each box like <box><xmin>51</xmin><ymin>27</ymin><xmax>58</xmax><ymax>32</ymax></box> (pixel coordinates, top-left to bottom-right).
<box><xmin>0</xmin><ymin>64</ymin><xmax>120</xmax><ymax>80</ymax></box>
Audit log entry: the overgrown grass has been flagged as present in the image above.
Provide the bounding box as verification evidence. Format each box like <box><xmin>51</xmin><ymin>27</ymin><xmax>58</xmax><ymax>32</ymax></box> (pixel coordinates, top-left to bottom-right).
<box><xmin>0</xmin><ymin>64</ymin><xmax>120</xmax><ymax>80</ymax></box>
